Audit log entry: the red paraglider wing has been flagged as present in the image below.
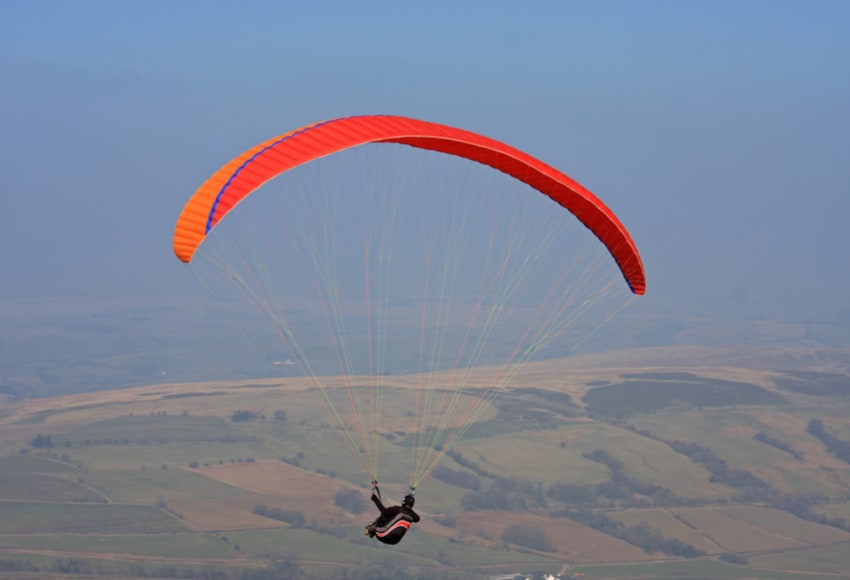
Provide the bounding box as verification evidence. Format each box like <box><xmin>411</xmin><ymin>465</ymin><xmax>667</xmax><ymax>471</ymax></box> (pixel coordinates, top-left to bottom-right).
<box><xmin>173</xmin><ymin>115</ymin><xmax>645</xmax><ymax>295</ymax></box>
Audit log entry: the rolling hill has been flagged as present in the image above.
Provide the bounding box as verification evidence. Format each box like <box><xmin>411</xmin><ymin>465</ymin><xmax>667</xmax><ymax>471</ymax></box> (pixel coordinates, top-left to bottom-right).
<box><xmin>0</xmin><ymin>345</ymin><xmax>850</xmax><ymax>578</ymax></box>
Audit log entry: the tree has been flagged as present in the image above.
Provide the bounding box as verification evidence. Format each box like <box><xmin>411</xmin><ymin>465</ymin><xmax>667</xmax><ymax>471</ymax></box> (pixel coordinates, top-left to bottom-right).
<box><xmin>231</xmin><ymin>410</ymin><xmax>259</xmax><ymax>422</ymax></box>
<box><xmin>432</xmin><ymin>465</ymin><xmax>481</xmax><ymax>490</ymax></box>
<box><xmin>502</xmin><ymin>523</ymin><xmax>555</xmax><ymax>552</ymax></box>
<box><xmin>31</xmin><ymin>434</ymin><xmax>53</xmax><ymax>448</ymax></box>
<box><xmin>334</xmin><ymin>488</ymin><xmax>366</xmax><ymax>514</ymax></box>
<box><xmin>252</xmin><ymin>505</ymin><xmax>305</xmax><ymax>527</ymax></box>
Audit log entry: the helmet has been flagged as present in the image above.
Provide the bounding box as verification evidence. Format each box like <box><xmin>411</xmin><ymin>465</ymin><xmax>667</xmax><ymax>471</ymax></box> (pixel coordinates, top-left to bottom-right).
<box><xmin>402</xmin><ymin>493</ymin><xmax>415</xmax><ymax>508</ymax></box>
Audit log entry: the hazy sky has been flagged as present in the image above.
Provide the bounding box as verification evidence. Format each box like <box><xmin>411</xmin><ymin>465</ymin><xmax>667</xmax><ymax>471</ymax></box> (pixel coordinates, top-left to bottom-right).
<box><xmin>2</xmin><ymin>0</ymin><xmax>849</xmax><ymax>322</ymax></box>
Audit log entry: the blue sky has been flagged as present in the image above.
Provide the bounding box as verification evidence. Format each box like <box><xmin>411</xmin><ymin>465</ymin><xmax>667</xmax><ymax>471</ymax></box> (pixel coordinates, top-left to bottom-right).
<box><xmin>2</xmin><ymin>0</ymin><xmax>849</xmax><ymax>322</ymax></box>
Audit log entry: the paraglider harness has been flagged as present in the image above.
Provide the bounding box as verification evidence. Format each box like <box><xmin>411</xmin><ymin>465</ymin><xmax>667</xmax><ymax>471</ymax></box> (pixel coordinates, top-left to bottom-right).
<box><xmin>364</xmin><ymin>480</ymin><xmax>419</xmax><ymax>545</ymax></box>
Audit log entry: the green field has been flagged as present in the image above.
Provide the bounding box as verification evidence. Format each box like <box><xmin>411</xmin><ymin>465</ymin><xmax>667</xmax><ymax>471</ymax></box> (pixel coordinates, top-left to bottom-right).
<box><xmin>81</xmin><ymin>466</ymin><xmax>248</xmax><ymax>504</ymax></box>
<box><xmin>0</xmin><ymin>473</ymin><xmax>104</xmax><ymax>502</ymax></box>
<box><xmin>0</xmin><ymin>532</ymin><xmax>236</xmax><ymax>559</ymax></box>
<box><xmin>0</xmin><ymin>456</ymin><xmax>75</xmax><ymax>474</ymax></box>
<box><xmin>718</xmin><ymin>505</ymin><xmax>850</xmax><ymax>545</ymax></box>
<box><xmin>0</xmin><ymin>502</ymin><xmax>185</xmax><ymax>534</ymax></box>
<box><xmin>58</xmin><ymin>415</ymin><xmax>252</xmax><ymax>445</ymax></box>
<box><xmin>576</xmin><ymin>557</ymin><xmax>838</xmax><ymax>579</ymax></box>
<box><xmin>747</xmin><ymin>542</ymin><xmax>850</xmax><ymax>574</ymax></box>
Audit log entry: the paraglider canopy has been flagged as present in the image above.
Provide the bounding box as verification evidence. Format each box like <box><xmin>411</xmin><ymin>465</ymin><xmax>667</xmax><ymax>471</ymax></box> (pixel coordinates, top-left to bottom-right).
<box><xmin>174</xmin><ymin>115</ymin><xmax>645</xmax><ymax>295</ymax></box>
